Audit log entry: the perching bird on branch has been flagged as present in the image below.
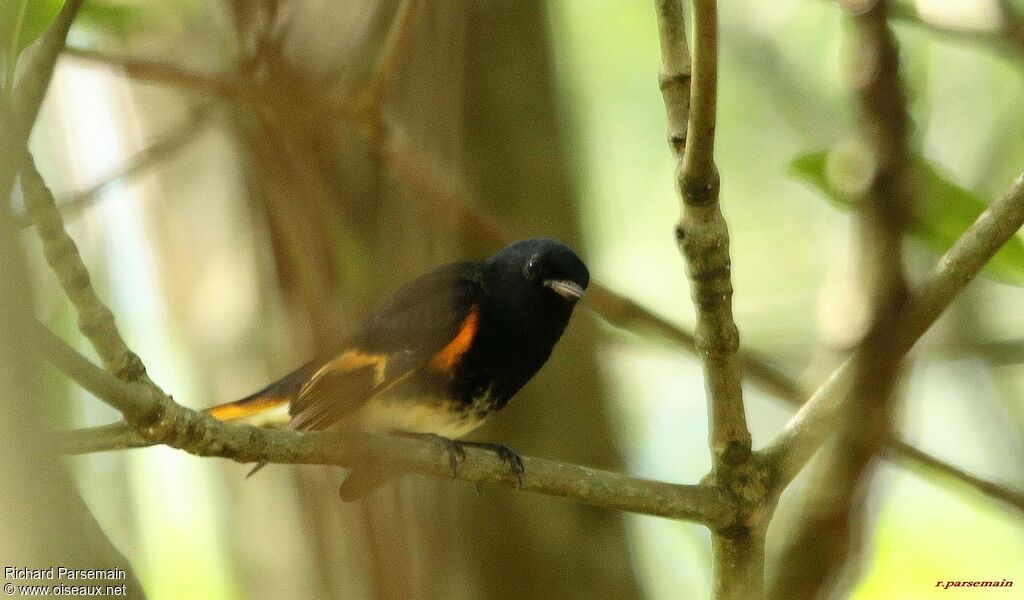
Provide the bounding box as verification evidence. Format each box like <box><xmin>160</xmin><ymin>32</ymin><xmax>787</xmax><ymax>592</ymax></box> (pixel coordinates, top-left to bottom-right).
<box><xmin>205</xmin><ymin>238</ymin><xmax>589</xmax><ymax>499</ymax></box>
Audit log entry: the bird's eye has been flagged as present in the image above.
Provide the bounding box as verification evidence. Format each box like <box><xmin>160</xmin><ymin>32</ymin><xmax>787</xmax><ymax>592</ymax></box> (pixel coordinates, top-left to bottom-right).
<box><xmin>523</xmin><ymin>257</ymin><xmax>542</xmax><ymax>280</ymax></box>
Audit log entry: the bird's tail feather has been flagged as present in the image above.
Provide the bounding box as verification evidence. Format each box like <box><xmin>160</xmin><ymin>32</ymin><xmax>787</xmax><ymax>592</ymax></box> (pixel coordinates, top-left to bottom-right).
<box><xmin>204</xmin><ymin>393</ymin><xmax>291</xmax><ymax>426</ymax></box>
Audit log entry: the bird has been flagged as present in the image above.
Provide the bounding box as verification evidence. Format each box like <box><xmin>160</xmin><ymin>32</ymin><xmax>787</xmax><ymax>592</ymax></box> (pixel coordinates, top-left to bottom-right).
<box><xmin>205</xmin><ymin>238</ymin><xmax>590</xmax><ymax>499</ymax></box>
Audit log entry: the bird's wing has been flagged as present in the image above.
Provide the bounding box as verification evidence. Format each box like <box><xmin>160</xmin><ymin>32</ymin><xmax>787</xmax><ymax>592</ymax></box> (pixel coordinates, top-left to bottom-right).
<box><xmin>287</xmin><ymin>262</ymin><xmax>482</xmax><ymax>431</ymax></box>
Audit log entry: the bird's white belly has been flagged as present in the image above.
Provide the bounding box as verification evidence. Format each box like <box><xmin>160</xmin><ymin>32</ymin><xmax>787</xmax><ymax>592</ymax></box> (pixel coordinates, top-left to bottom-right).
<box><xmin>346</xmin><ymin>396</ymin><xmax>486</xmax><ymax>439</ymax></box>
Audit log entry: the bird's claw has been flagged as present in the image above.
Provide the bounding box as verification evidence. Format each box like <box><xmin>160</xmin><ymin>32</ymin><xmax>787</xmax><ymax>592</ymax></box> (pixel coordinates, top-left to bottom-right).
<box><xmin>402</xmin><ymin>435</ymin><xmax>524</xmax><ymax>488</ymax></box>
<box><xmin>464</xmin><ymin>442</ymin><xmax>525</xmax><ymax>489</ymax></box>
<box><xmin>416</xmin><ymin>433</ymin><xmax>465</xmax><ymax>477</ymax></box>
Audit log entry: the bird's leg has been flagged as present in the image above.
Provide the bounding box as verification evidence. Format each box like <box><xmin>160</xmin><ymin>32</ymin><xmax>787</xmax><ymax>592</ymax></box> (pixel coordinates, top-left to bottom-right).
<box><xmin>395</xmin><ymin>432</ymin><xmax>465</xmax><ymax>477</ymax></box>
<box><xmin>459</xmin><ymin>442</ymin><xmax>525</xmax><ymax>489</ymax></box>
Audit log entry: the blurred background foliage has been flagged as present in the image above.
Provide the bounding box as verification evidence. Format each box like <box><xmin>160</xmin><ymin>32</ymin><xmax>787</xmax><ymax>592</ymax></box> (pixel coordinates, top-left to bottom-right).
<box><xmin>7</xmin><ymin>0</ymin><xmax>1024</xmax><ymax>598</ymax></box>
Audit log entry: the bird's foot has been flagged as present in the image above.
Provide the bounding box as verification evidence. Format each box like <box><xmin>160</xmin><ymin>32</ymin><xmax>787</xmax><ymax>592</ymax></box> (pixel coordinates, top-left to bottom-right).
<box><xmin>461</xmin><ymin>442</ymin><xmax>525</xmax><ymax>489</ymax></box>
<box><xmin>400</xmin><ymin>432</ymin><xmax>465</xmax><ymax>477</ymax></box>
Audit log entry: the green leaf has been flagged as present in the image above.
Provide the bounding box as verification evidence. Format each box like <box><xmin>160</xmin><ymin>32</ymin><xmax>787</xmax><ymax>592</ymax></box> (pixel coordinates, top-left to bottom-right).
<box><xmin>791</xmin><ymin>148</ymin><xmax>1024</xmax><ymax>287</ymax></box>
<box><xmin>78</xmin><ymin>2</ymin><xmax>145</xmax><ymax>39</ymax></box>
<box><xmin>2</xmin><ymin>1</ymin><xmax>144</xmax><ymax>90</ymax></box>
<box><xmin>2</xmin><ymin>0</ymin><xmax>61</xmax><ymax>89</ymax></box>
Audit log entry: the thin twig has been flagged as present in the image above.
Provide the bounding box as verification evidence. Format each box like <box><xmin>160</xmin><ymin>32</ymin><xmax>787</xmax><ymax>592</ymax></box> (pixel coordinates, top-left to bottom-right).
<box><xmin>976</xmin><ymin>338</ymin><xmax>1024</xmax><ymax>366</ymax></box>
<box><xmin>680</xmin><ymin>0</ymin><xmax>718</xmax><ymax>184</ymax></box>
<box><xmin>770</xmin><ymin>384</ymin><xmax>1024</xmax><ymax>519</ymax></box>
<box><xmin>36</xmin><ymin>324</ymin><xmax>157</xmax><ymax>422</ymax></box>
<box><xmin>61</xmin><ymin>46</ymin><xmax>357</xmax><ymax>122</ymax></box>
<box><xmin>892</xmin><ymin>0</ymin><xmax>1024</xmax><ymax>59</ymax></box>
<box><xmin>55</xmin><ymin>101</ymin><xmax>216</xmax><ymax>222</ymax></box>
<box><xmin>889</xmin><ymin>440</ymin><xmax>1024</xmax><ymax>515</ymax></box>
<box><xmin>62</xmin><ymin>46</ymin><xmax>249</xmax><ymax>100</ymax></box>
<box><xmin>59</xmin><ymin>422</ymin><xmax>150</xmax><ymax>453</ymax></box>
<box><xmin>356</xmin><ymin>0</ymin><xmax>418</xmax><ymax>114</ymax></box>
<box><xmin>40</xmin><ymin>325</ymin><xmax>733</xmax><ymax>525</ymax></box>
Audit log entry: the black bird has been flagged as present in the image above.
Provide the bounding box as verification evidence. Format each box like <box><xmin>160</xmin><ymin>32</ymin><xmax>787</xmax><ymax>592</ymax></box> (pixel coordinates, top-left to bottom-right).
<box><xmin>206</xmin><ymin>238</ymin><xmax>590</xmax><ymax>499</ymax></box>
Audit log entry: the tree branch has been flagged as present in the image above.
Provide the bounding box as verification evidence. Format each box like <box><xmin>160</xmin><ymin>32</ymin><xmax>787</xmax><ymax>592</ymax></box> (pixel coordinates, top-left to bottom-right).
<box><xmin>35</xmin><ymin>323</ymin><xmax>158</xmax><ymax>421</ymax></box>
<box><xmin>766</xmin><ymin>169</ymin><xmax>1024</xmax><ymax>489</ymax></box>
<box><xmin>654</xmin><ymin>0</ymin><xmax>692</xmax><ymax>153</ymax></box>
<box><xmin>59</xmin><ymin>422</ymin><xmax>150</xmax><ymax>454</ymax></box>
<box><xmin>658</xmin><ymin>0</ymin><xmax>750</xmax><ymax>473</ymax></box>
<box><xmin>889</xmin><ymin>440</ymin><xmax>1024</xmax><ymax>516</ymax></box>
<box><xmin>655</xmin><ymin>2</ymin><xmax>764</xmax><ymax>599</ymax></box>
<box><xmin>680</xmin><ymin>0</ymin><xmax>718</xmax><ymax>184</ymax></box>
<box><xmin>20</xmin><ymin>150</ymin><xmax>150</xmax><ymax>383</ymax></box>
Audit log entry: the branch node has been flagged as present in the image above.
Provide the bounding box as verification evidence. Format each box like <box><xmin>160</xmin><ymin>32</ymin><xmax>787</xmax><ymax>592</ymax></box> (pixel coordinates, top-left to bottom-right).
<box><xmin>681</xmin><ymin>166</ymin><xmax>721</xmax><ymax>207</ymax></box>
<box><xmin>113</xmin><ymin>351</ymin><xmax>148</xmax><ymax>383</ymax></box>
<box><xmin>717</xmin><ymin>523</ymin><xmax>751</xmax><ymax>540</ymax></box>
<box><xmin>77</xmin><ymin>305</ymin><xmax>114</xmax><ymax>337</ymax></box>
<box><xmin>669</xmin><ymin>132</ymin><xmax>687</xmax><ymax>152</ymax></box>
<box><xmin>694</xmin><ymin>320</ymin><xmax>740</xmax><ymax>355</ymax></box>
<box><xmin>658</xmin><ymin>70</ymin><xmax>692</xmax><ymax>91</ymax></box>
<box><xmin>723</xmin><ymin>440</ymin><xmax>751</xmax><ymax>466</ymax></box>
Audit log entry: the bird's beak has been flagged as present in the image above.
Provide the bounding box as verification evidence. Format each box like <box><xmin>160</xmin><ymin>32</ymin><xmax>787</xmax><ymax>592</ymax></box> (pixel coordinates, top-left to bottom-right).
<box><xmin>543</xmin><ymin>279</ymin><xmax>585</xmax><ymax>302</ymax></box>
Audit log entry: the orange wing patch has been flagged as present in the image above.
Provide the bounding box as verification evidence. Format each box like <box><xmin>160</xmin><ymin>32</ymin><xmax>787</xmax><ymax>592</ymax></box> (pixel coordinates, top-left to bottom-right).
<box><xmin>430</xmin><ymin>304</ymin><xmax>480</xmax><ymax>372</ymax></box>
<box><xmin>306</xmin><ymin>349</ymin><xmax>388</xmax><ymax>391</ymax></box>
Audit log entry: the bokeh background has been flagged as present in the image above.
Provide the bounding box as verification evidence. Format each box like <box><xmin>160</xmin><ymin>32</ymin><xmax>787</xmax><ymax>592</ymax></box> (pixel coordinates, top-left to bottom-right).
<box><xmin>6</xmin><ymin>0</ymin><xmax>1024</xmax><ymax>598</ymax></box>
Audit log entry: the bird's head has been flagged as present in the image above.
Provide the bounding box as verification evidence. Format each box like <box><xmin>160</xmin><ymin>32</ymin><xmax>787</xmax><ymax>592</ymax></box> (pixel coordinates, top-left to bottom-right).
<box><xmin>483</xmin><ymin>238</ymin><xmax>590</xmax><ymax>312</ymax></box>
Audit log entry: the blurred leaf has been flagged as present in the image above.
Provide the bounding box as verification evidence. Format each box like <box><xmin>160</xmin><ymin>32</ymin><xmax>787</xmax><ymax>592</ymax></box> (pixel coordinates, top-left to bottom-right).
<box><xmin>791</xmin><ymin>150</ymin><xmax>851</xmax><ymax>210</ymax></box>
<box><xmin>78</xmin><ymin>2</ymin><xmax>145</xmax><ymax>39</ymax></box>
<box><xmin>2</xmin><ymin>0</ymin><xmax>62</xmax><ymax>81</ymax></box>
<box><xmin>2</xmin><ymin>1</ymin><xmax>142</xmax><ymax>89</ymax></box>
<box><xmin>792</xmin><ymin>148</ymin><xmax>1024</xmax><ymax>286</ymax></box>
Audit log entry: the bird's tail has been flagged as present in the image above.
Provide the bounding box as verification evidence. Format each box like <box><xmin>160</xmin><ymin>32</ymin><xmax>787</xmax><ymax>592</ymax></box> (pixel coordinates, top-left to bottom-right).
<box><xmin>204</xmin><ymin>394</ymin><xmax>290</xmax><ymax>426</ymax></box>
<box><xmin>204</xmin><ymin>375</ymin><xmax>294</xmax><ymax>428</ymax></box>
